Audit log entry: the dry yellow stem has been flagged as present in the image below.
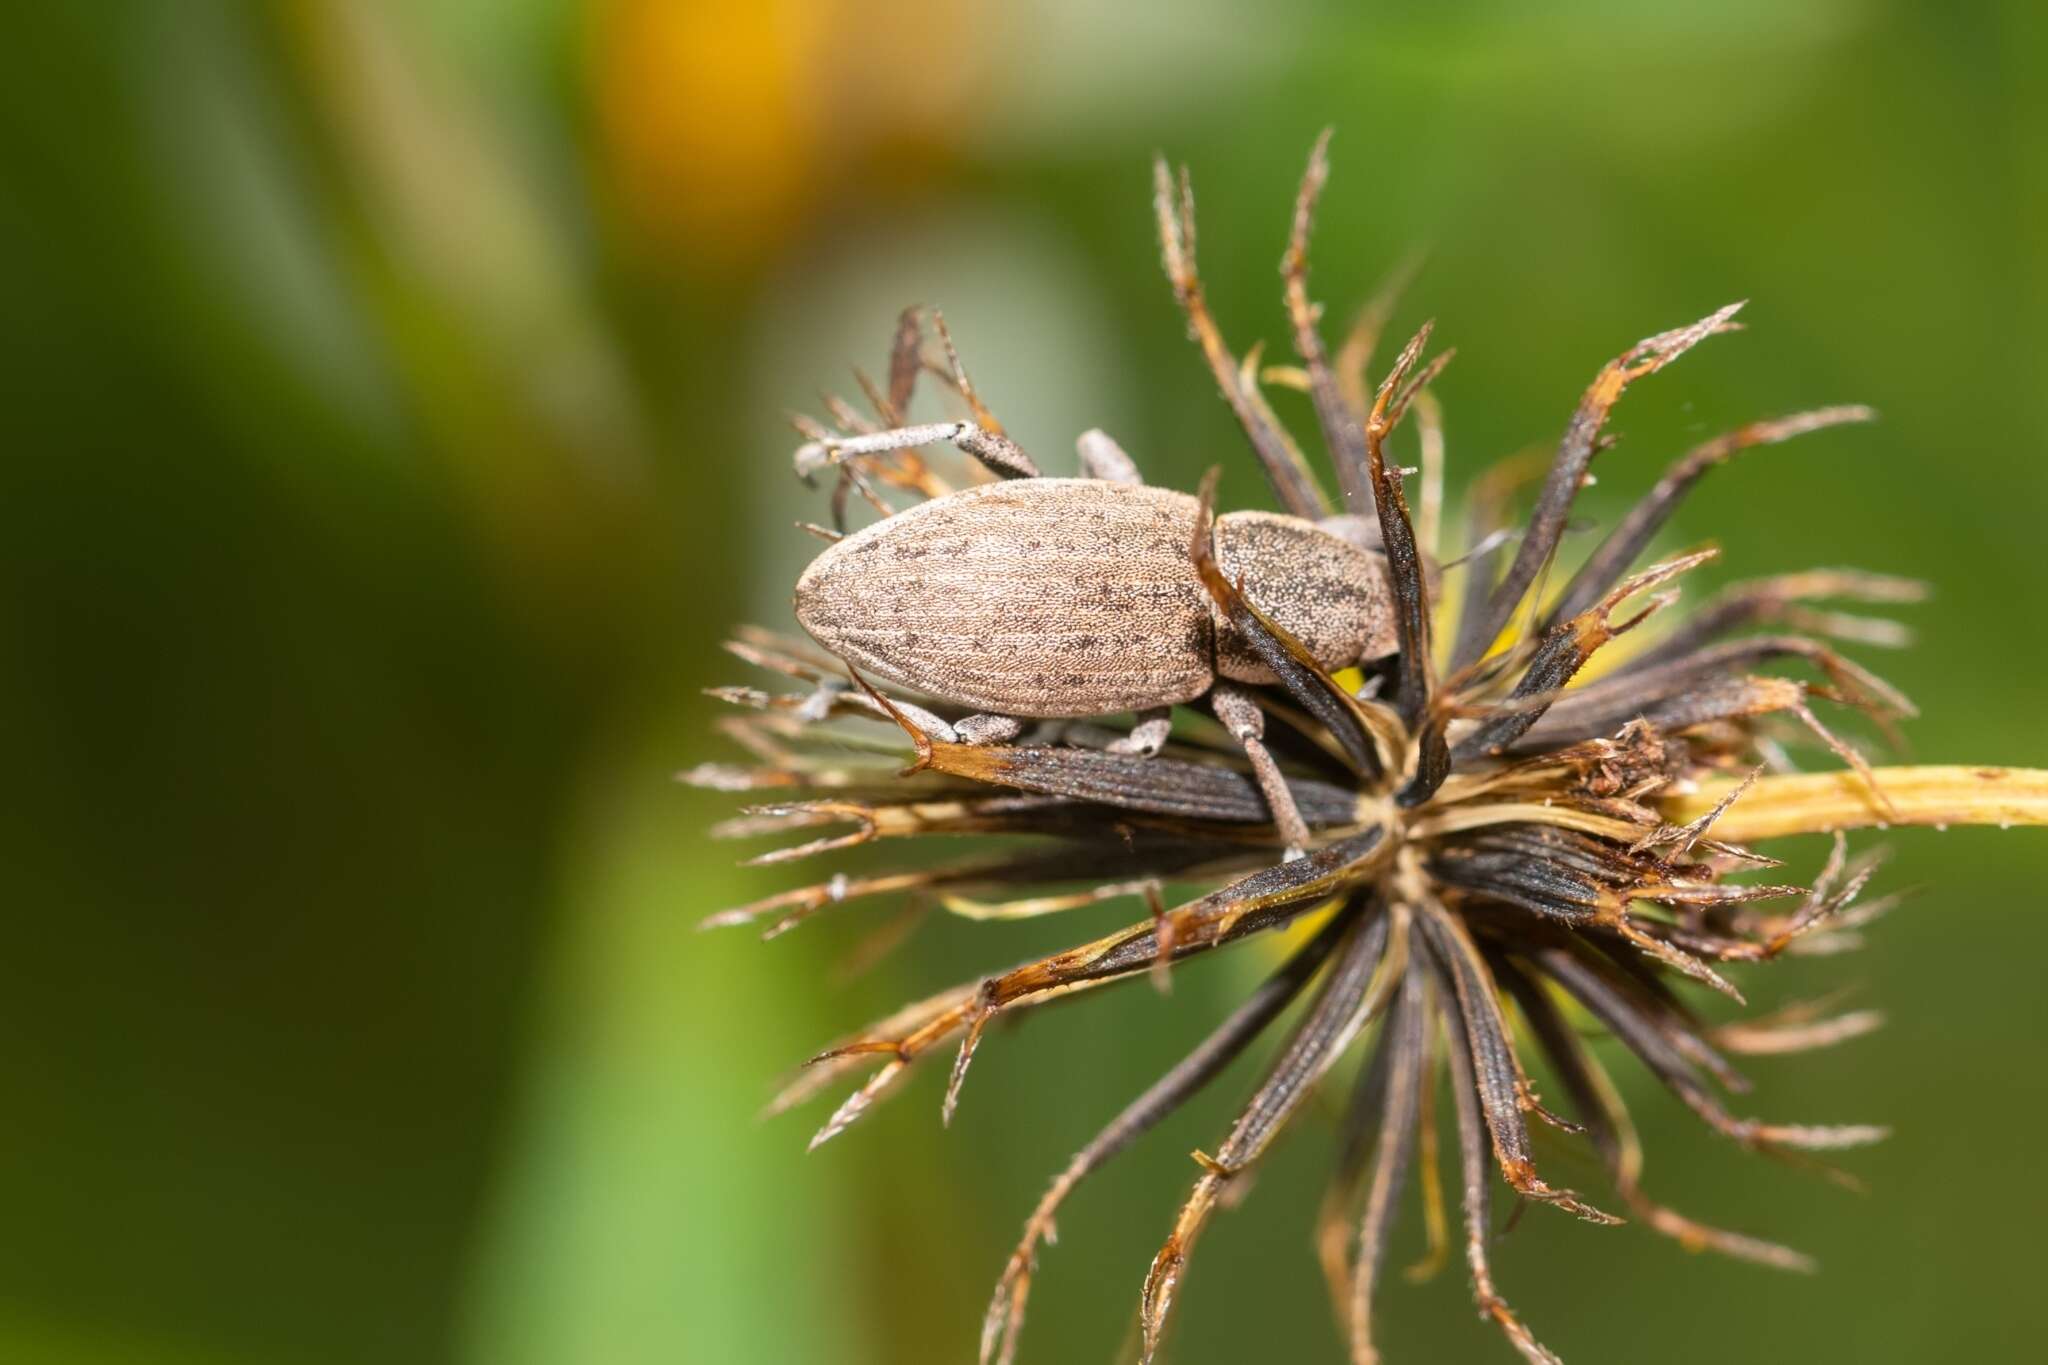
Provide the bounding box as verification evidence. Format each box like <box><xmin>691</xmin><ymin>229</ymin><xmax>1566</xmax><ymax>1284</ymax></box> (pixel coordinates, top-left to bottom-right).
<box><xmin>1662</xmin><ymin>765</ymin><xmax>2048</xmax><ymax>842</ymax></box>
<box><xmin>1407</xmin><ymin>801</ymin><xmax>1644</xmax><ymax>843</ymax></box>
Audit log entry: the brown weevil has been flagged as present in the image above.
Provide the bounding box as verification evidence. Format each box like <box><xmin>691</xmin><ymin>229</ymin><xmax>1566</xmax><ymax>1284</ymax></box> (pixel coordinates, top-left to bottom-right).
<box><xmin>789</xmin><ymin>416</ymin><xmax>1398</xmax><ymax>853</ymax></box>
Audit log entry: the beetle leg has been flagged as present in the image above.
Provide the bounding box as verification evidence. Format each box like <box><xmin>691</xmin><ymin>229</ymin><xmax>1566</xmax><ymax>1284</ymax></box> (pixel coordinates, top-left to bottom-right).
<box><xmin>794</xmin><ymin>420</ymin><xmax>1041</xmax><ymax>484</ymax></box>
<box><xmin>793</xmin><ymin>678</ymin><xmax>847</xmax><ymax>724</ymax></box>
<box><xmin>954</xmin><ymin>713</ymin><xmax>1028</xmax><ymax>746</ymax></box>
<box><xmin>1076</xmin><ymin>428</ymin><xmax>1144</xmax><ymax>485</ymax></box>
<box><xmin>1315</xmin><ymin>511</ymin><xmax>1382</xmax><ymax>553</ymax></box>
<box><xmin>1107</xmin><ymin>707</ymin><xmax>1173</xmax><ymax>757</ymax></box>
<box><xmin>1211</xmin><ymin>683</ymin><xmax>1310</xmax><ymax>858</ymax></box>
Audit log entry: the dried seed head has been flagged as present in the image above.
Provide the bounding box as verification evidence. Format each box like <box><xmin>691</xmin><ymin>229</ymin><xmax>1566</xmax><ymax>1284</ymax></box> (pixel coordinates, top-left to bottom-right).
<box><xmin>702</xmin><ymin>145</ymin><xmax>2048</xmax><ymax>1364</ymax></box>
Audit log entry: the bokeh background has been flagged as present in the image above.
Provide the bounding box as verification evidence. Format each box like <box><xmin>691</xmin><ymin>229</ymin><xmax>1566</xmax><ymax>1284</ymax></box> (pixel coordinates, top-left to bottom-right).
<box><xmin>5</xmin><ymin>2</ymin><xmax>2046</xmax><ymax>1362</ymax></box>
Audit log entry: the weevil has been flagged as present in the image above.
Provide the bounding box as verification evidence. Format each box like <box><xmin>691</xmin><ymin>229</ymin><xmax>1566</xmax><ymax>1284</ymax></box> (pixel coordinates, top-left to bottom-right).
<box><xmin>789</xmin><ymin>421</ymin><xmax>1398</xmax><ymax>852</ymax></box>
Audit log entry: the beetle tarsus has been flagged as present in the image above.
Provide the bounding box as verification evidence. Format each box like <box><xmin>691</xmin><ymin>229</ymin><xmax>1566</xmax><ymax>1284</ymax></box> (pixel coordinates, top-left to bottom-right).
<box><xmin>1076</xmin><ymin>428</ymin><xmax>1144</xmax><ymax>485</ymax></box>
<box><xmin>793</xmin><ymin>679</ymin><xmax>846</xmax><ymax>724</ymax></box>
<box><xmin>1108</xmin><ymin>709</ymin><xmax>1174</xmax><ymax>758</ymax></box>
<box><xmin>955</xmin><ymin>713</ymin><xmax>1027</xmax><ymax>746</ymax></box>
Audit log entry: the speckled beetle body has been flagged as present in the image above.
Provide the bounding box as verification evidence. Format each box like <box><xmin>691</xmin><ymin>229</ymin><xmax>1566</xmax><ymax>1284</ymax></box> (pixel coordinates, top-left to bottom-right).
<box><xmin>794</xmin><ymin>477</ymin><xmax>1398</xmax><ymax>719</ymax></box>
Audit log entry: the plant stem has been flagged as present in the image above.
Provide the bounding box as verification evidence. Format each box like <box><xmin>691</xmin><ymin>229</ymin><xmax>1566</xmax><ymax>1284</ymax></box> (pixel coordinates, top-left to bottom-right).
<box><xmin>1662</xmin><ymin>765</ymin><xmax>2048</xmax><ymax>842</ymax></box>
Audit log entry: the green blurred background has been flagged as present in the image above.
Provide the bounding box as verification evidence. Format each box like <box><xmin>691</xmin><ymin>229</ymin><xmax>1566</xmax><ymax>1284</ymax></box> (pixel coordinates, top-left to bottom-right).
<box><xmin>4</xmin><ymin>2</ymin><xmax>2045</xmax><ymax>1362</ymax></box>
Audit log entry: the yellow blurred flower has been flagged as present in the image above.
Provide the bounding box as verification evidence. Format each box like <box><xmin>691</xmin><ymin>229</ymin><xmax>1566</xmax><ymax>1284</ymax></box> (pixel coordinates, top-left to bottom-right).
<box><xmin>590</xmin><ymin>0</ymin><xmax>984</xmax><ymax>273</ymax></box>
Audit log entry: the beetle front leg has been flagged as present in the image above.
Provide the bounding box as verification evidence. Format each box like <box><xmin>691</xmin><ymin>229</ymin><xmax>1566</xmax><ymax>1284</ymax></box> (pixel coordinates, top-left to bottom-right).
<box><xmin>1211</xmin><ymin>683</ymin><xmax>1310</xmax><ymax>858</ymax></box>
<box><xmin>794</xmin><ymin>421</ymin><xmax>1041</xmax><ymax>485</ymax></box>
